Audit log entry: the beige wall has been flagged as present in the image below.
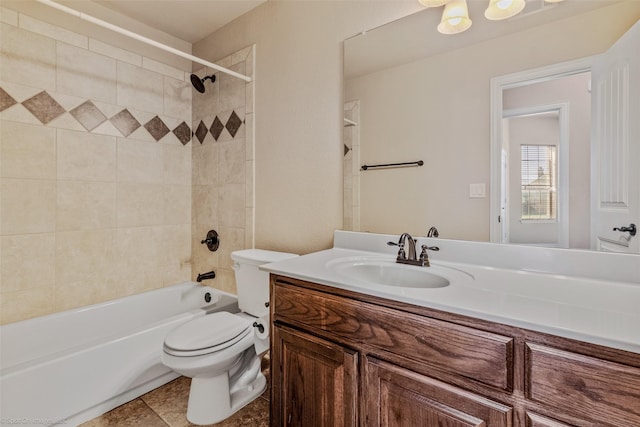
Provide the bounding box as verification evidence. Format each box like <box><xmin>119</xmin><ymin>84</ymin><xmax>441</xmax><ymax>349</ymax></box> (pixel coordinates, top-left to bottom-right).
<box><xmin>346</xmin><ymin>1</ymin><xmax>640</xmax><ymax>241</ymax></box>
<box><xmin>0</xmin><ymin>10</ymin><xmax>193</xmax><ymax>323</ymax></box>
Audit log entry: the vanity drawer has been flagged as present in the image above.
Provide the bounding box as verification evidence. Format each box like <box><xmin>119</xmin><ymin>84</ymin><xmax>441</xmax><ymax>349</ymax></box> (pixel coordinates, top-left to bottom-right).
<box><xmin>273</xmin><ymin>280</ymin><xmax>513</xmax><ymax>390</ymax></box>
<box><xmin>525</xmin><ymin>343</ymin><xmax>640</xmax><ymax>426</ymax></box>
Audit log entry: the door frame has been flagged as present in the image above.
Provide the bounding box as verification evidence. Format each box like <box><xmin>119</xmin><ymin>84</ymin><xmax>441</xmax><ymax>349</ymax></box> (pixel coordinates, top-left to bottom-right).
<box><xmin>502</xmin><ymin>102</ymin><xmax>570</xmax><ymax>247</ymax></box>
<box><xmin>489</xmin><ymin>56</ymin><xmax>597</xmax><ymax>244</ymax></box>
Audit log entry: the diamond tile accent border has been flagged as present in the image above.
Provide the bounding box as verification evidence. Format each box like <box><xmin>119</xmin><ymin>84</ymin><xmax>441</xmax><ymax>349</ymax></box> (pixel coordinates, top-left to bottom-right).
<box><xmin>110</xmin><ymin>109</ymin><xmax>141</xmax><ymax>137</ymax></box>
<box><xmin>225</xmin><ymin>111</ymin><xmax>242</xmax><ymax>138</ymax></box>
<box><xmin>0</xmin><ymin>87</ymin><xmax>17</xmax><ymax>112</ymax></box>
<box><xmin>22</xmin><ymin>91</ymin><xmax>66</xmax><ymax>124</ymax></box>
<box><xmin>70</xmin><ymin>100</ymin><xmax>107</xmax><ymax>131</ymax></box>
<box><xmin>210</xmin><ymin>116</ymin><xmax>224</xmax><ymax>141</ymax></box>
<box><xmin>173</xmin><ymin>122</ymin><xmax>191</xmax><ymax>146</ymax></box>
<box><xmin>195</xmin><ymin>121</ymin><xmax>208</xmax><ymax>144</ymax></box>
<box><xmin>144</xmin><ymin>116</ymin><xmax>170</xmax><ymax>141</ymax></box>
<box><xmin>0</xmin><ymin>85</ymin><xmax>191</xmax><ymax>145</ymax></box>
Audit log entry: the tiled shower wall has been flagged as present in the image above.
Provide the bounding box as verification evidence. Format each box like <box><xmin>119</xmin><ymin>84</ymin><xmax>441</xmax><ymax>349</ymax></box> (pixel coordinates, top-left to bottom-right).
<box><xmin>343</xmin><ymin>101</ymin><xmax>360</xmax><ymax>231</ymax></box>
<box><xmin>0</xmin><ymin>9</ymin><xmax>193</xmax><ymax>324</ymax></box>
<box><xmin>190</xmin><ymin>46</ymin><xmax>255</xmax><ymax>295</ymax></box>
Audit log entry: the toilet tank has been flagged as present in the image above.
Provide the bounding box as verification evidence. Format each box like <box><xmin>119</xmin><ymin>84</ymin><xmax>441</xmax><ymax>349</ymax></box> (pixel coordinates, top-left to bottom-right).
<box><xmin>231</xmin><ymin>249</ymin><xmax>298</xmax><ymax>317</ymax></box>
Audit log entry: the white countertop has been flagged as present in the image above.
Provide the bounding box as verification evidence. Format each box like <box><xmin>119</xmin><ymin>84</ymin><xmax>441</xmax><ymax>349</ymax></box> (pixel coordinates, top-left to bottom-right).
<box><xmin>262</xmin><ymin>232</ymin><xmax>640</xmax><ymax>354</ymax></box>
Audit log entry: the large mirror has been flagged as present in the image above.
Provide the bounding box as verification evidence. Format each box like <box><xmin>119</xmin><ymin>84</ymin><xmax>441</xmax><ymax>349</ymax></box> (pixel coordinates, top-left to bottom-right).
<box><xmin>343</xmin><ymin>0</ymin><xmax>640</xmax><ymax>252</ymax></box>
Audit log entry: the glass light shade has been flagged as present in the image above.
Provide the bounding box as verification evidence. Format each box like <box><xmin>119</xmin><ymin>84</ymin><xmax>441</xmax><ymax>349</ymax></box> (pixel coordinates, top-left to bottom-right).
<box><xmin>418</xmin><ymin>0</ymin><xmax>450</xmax><ymax>7</ymax></box>
<box><xmin>437</xmin><ymin>0</ymin><xmax>472</xmax><ymax>34</ymax></box>
<box><xmin>484</xmin><ymin>0</ymin><xmax>526</xmax><ymax>20</ymax></box>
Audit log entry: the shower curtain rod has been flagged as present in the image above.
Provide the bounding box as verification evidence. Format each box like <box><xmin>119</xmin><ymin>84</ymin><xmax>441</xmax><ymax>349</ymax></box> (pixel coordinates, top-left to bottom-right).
<box><xmin>35</xmin><ymin>0</ymin><xmax>252</xmax><ymax>82</ymax></box>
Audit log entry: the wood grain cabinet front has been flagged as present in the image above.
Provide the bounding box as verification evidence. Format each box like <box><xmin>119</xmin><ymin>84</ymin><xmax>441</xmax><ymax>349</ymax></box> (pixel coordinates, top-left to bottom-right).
<box><xmin>270</xmin><ymin>275</ymin><xmax>640</xmax><ymax>427</ymax></box>
<box><xmin>364</xmin><ymin>356</ymin><xmax>512</xmax><ymax>427</ymax></box>
<box><xmin>525</xmin><ymin>343</ymin><xmax>640</xmax><ymax>426</ymax></box>
<box><xmin>271</xmin><ymin>324</ymin><xmax>358</xmax><ymax>427</ymax></box>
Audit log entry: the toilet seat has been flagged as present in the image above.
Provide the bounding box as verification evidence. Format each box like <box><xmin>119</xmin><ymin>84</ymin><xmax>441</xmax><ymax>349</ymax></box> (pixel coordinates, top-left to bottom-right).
<box><xmin>164</xmin><ymin>312</ymin><xmax>253</xmax><ymax>357</ymax></box>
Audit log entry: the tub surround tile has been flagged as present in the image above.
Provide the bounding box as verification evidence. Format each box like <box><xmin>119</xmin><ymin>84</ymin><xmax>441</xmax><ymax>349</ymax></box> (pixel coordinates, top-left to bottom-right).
<box><xmin>1</xmin><ymin>233</ymin><xmax>55</xmax><ymax>293</ymax></box>
<box><xmin>1</xmin><ymin>120</ymin><xmax>56</xmax><ymax>179</ymax></box>
<box><xmin>219</xmin><ymin>139</ymin><xmax>245</xmax><ymax>185</ymax></box>
<box><xmin>0</xmin><ymin>179</ymin><xmax>56</xmax><ymax>235</ymax></box>
<box><xmin>89</xmin><ymin>38</ymin><xmax>142</xmax><ymax>67</ymax></box>
<box><xmin>55</xmin><ymin>229</ymin><xmax>117</xmax><ymax>292</ymax></box>
<box><xmin>218</xmin><ymin>63</ymin><xmax>246</xmax><ymax>113</ymax></box>
<box><xmin>0</xmin><ymin>10</ymin><xmax>198</xmax><ymax>324</ymax></box>
<box><xmin>117</xmin><ymin>182</ymin><xmax>165</xmax><ymax>227</ymax></box>
<box><xmin>0</xmin><ymin>23</ymin><xmax>56</xmax><ymax>91</ymax></box>
<box><xmin>161</xmin><ymin>224</ymin><xmax>192</xmax><ymax>287</ymax></box>
<box><xmin>57</xmin><ymin>42</ymin><xmax>117</xmax><ymax>104</ymax></box>
<box><xmin>117</xmin><ymin>62</ymin><xmax>164</xmax><ymax>115</ymax></box>
<box><xmin>117</xmin><ymin>138</ymin><xmax>164</xmax><ymax>184</ymax></box>
<box><xmin>192</xmin><ymin>185</ymin><xmax>219</xmax><ymax>226</ymax></box>
<box><xmin>57</xmin><ymin>129</ymin><xmax>116</xmax><ymax>181</ymax></box>
<box><xmin>163</xmin><ymin>76</ymin><xmax>191</xmax><ymax>120</ymax></box>
<box><xmin>0</xmin><ymin>286</ymin><xmax>56</xmax><ymax>324</ymax></box>
<box><xmin>20</xmin><ymin>14</ymin><xmax>88</xmax><ymax>49</ymax></box>
<box><xmin>56</xmin><ymin>181</ymin><xmax>116</xmax><ymax>231</ymax></box>
<box><xmin>163</xmin><ymin>144</ymin><xmax>192</xmax><ymax>185</ymax></box>
<box><xmin>163</xmin><ymin>185</ymin><xmax>191</xmax><ymax>225</ymax></box>
<box><xmin>218</xmin><ymin>184</ymin><xmax>246</xmax><ymax>228</ymax></box>
<box><xmin>0</xmin><ymin>7</ymin><xmax>18</xmax><ymax>26</ymax></box>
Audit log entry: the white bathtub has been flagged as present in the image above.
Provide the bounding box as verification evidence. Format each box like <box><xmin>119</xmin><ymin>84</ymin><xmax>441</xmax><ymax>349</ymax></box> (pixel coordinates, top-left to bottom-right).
<box><xmin>0</xmin><ymin>282</ymin><xmax>239</xmax><ymax>427</ymax></box>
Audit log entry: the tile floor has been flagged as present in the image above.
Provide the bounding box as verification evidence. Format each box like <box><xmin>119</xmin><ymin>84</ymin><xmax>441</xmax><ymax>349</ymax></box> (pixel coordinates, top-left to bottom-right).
<box><xmin>80</xmin><ymin>357</ymin><xmax>270</xmax><ymax>427</ymax></box>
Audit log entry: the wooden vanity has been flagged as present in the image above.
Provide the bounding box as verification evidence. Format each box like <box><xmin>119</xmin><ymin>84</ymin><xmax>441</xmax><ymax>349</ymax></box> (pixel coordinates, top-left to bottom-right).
<box><xmin>270</xmin><ymin>274</ymin><xmax>640</xmax><ymax>427</ymax></box>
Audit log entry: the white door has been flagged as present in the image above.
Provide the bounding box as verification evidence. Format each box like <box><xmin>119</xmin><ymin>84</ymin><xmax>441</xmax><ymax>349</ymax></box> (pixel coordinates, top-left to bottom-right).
<box><xmin>591</xmin><ymin>20</ymin><xmax>640</xmax><ymax>254</ymax></box>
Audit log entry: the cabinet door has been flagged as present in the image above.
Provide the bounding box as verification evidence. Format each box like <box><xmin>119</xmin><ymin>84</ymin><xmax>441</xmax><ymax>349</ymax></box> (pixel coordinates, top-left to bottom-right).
<box><xmin>526</xmin><ymin>412</ymin><xmax>574</xmax><ymax>427</ymax></box>
<box><xmin>271</xmin><ymin>324</ymin><xmax>358</xmax><ymax>427</ymax></box>
<box><xmin>363</xmin><ymin>356</ymin><xmax>512</xmax><ymax>427</ymax></box>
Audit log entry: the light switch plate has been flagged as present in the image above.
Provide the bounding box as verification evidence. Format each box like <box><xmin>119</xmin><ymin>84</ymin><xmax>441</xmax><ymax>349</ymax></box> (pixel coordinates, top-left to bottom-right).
<box><xmin>469</xmin><ymin>183</ymin><xmax>486</xmax><ymax>198</ymax></box>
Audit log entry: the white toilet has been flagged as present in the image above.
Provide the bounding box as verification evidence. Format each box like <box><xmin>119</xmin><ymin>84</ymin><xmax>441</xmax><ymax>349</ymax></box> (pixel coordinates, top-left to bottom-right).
<box><xmin>162</xmin><ymin>249</ymin><xmax>298</xmax><ymax>425</ymax></box>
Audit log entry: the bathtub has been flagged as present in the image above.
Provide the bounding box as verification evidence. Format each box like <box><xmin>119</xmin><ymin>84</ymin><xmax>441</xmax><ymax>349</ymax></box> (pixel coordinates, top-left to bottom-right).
<box><xmin>0</xmin><ymin>282</ymin><xmax>239</xmax><ymax>427</ymax></box>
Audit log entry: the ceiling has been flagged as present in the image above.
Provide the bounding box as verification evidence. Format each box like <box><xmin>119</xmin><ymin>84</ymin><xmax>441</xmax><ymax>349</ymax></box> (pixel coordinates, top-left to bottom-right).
<box><xmin>94</xmin><ymin>0</ymin><xmax>267</xmax><ymax>44</ymax></box>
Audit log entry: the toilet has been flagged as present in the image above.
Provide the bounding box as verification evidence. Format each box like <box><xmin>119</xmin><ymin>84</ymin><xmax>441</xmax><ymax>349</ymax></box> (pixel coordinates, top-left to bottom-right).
<box><xmin>161</xmin><ymin>249</ymin><xmax>298</xmax><ymax>425</ymax></box>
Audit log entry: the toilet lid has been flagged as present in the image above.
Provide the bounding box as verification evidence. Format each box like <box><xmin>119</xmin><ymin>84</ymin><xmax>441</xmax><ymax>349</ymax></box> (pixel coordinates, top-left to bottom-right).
<box><xmin>164</xmin><ymin>312</ymin><xmax>252</xmax><ymax>352</ymax></box>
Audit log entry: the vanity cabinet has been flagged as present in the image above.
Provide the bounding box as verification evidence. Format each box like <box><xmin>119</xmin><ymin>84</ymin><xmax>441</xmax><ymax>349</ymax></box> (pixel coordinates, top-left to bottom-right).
<box><xmin>271</xmin><ymin>324</ymin><xmax>358</xmax><ymax>426</ymax></box>
<box><xmin>270</xmin><ymin>275</ymin><xmax>640</xmax><ymax>427</ymax></box>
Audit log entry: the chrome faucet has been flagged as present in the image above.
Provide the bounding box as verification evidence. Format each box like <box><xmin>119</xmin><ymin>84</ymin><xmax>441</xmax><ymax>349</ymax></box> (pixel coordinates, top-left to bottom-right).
<box><xmin>427</xmin><ymin>226</ymin><xmax>439</xmax><ymax>238</ymax></box>
<box><xmin>387</xmin><ymin>232</ymin><xmax>439</xmax><ymax>267</ymax></box>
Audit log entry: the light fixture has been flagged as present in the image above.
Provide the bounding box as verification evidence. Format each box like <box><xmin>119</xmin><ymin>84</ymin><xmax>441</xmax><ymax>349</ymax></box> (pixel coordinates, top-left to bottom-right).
<box><xmin>484</xmin><ymin>0</ymin><xmax>526</xmax><ymax>21</ymax></box>
<box><xmin>437</xmin><ymin>0</ymin><xmax>472</xmax><ymax>35</ymax></box>
<box><xmin>422</xmin><ymin>0</ymin><xmax>566</xmax><ymax>35</ymax></box>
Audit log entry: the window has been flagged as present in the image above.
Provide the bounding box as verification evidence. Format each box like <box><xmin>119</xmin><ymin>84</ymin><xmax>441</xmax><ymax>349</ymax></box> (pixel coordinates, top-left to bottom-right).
<box><xmin>521</xmin><ymin>145</ymin><xmax>557</xmax><ymax>220</ymax></box>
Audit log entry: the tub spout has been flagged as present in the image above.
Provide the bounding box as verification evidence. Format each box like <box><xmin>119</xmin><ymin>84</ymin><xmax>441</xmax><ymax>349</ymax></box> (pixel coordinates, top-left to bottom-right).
<box><xmin>196</xmin><ymin>270</ymin><xmax>216</xmax><ymax>282</ymax></box>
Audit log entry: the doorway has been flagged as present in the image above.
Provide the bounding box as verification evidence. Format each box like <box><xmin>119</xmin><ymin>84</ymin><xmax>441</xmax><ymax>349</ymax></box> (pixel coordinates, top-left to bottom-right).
<box><xmin>490</xmin><ymin>59</ymin><xmax>593</xmax><ymax>248</ymax></box>
<box><xmin>501</xmin><ymin>104</ymin><xmax>570</xmax><ymax>247</ymax></box>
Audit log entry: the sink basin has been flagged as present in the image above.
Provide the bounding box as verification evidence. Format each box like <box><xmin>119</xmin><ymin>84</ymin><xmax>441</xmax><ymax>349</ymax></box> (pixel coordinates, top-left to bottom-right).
<box><xmin>326</xmin><ymin>257</ymin><xmax>464</xmax><ymax>289</ymax></box>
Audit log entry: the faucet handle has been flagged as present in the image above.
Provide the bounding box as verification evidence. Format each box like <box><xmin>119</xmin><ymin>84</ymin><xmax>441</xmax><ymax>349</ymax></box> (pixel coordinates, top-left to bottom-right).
<box><xmin>387</xmin><ymin>241</ymin><xmax>407</xmax><ymax>260</ymax></box>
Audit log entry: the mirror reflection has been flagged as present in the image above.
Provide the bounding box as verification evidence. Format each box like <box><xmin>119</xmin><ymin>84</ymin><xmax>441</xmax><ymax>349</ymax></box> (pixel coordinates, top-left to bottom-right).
<box><xmin>343</xmin><ymin>0</ymin><xmax>639</xmax><ymax>252</ymax></box>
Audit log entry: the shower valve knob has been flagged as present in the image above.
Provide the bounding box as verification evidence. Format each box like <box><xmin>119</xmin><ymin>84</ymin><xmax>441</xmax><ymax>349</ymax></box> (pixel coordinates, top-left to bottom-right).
<box><xmin>200</xmin><ymin>229</ymin><xmax>220</xmax><ymax>252</ymax></box>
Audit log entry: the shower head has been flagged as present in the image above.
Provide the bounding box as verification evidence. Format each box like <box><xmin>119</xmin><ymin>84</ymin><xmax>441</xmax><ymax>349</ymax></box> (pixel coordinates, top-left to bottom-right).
<box><xmin>190</xmin><ymin>73</ymin><xmax>216</xmax><ymax>93</ymax></box>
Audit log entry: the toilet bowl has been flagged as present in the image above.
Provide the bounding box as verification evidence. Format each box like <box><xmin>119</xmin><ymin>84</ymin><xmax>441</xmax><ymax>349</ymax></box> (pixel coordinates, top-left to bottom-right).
<box><xmin>161</xmin><ymin>249</ymin><xmax>298</xmax><ymax>425</ymax></box>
